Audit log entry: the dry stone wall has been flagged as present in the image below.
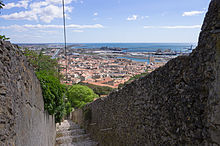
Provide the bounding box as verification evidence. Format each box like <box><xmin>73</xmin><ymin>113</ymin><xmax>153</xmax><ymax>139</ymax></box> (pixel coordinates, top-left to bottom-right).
<box><xmin>72</xmin><ymin>0</ymin><xmax>220</xmax><ymax>145</ymax></box>
<box><xmin>0</xmin><ymin>40</ymin><xmax>56</xmax><ymax>146</ymax></box>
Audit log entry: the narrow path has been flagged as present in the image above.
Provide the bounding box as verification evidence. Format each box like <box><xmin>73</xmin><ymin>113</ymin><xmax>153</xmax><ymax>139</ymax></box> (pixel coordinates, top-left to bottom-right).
<box><xmin>56</xmin><ymin>120</ymin><xmax>98</xmax><ymax>146</ymax></box>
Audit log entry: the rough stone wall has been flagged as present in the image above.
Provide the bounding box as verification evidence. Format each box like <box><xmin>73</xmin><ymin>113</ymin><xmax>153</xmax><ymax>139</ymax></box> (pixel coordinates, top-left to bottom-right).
<box><xmin>72</xmin><ymin>0</ymin><xmax>220</xmax><ymax>145</ymax></box>
<box><xmin>0</xmin><ymin>40</ymin><xmax>56</xmax><ymax>146</ymax></box>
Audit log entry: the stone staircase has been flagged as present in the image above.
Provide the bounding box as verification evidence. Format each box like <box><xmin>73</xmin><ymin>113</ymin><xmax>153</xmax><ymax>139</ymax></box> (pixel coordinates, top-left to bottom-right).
<box><xmin>56</xmin><ymin>120</ymin><xmax>98</xmax><ymax>146</ymax></box>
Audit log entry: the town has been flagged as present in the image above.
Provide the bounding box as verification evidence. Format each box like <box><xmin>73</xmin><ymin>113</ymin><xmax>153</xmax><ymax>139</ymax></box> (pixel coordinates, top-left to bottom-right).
<box><xmin>18</xmin><ymin>44</ymin><xmax>188</xmax><ymax>88</ymax></box>
<box><xmin>59</xmin><ymin>55</ymin><xmax>148</xmax><ymax>88</ymax></box>
<box><xmin>53</xmin><ymin>47</ymin><xmax>168</xmax><ymax>88</ymax></box>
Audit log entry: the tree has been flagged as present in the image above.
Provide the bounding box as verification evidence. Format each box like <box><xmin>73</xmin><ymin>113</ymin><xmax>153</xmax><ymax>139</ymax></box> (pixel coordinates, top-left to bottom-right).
<box><xmin>23</xmin><ymin>49</ymin><xmax>61</xmax><ymax>79</ymax></box>
<box><xmin>0</xmin><ymin>2</ymin><xmax>10</xmax><ymax>41</ymax></box>
<box><xmin>65</xmin><ymin>101</ymin><xmax>72</xmax><ymax>115</ymax></box>
<box><xmin>37</xmin><ymin>51</ymin><xmax>61</xmax><ymax>78</ymax></box>
<box><xmin>67</xmin><ymin>85</ymin><xmax>98</xmax><ymax>108</ymax></box>
<box><xmin>0</xmin><ymin>1</ymin><xmax>4</xmax><ymax>9</ymax></box>
<box><xmin>0</xmin><ymin>35</ymin><xmax>9</xmax><ymax>41</ymax></box>
<box><xmin>23</xmin><ymin>48</ymin><xmax>39</xmax><ymax>69</ymax></box>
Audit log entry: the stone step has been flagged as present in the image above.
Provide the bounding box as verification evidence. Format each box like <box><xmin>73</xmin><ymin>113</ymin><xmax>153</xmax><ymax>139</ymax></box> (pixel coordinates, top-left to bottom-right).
<box><xmin>56</xmin><ymin>120</ymin><xmax>98</xmax><ymax>146</ymax></box>
<box><xmin>56</xmin><ymin>124</ymin><xmax>81</xmax><ymax>132</ymax></box>
<box><xmin>56</xmin><ymin>134</ymin><xmax>90</xmax><ymax>145</ymax></box>
<box><xmin>56</xmin><ymin>122</ymin><xmax>80</xmax><ymax>128</ymax></box>
<box><xmin>56</xmin><ymin>129</ymin><xmax>86</xmax><ymax>138</ymax></box>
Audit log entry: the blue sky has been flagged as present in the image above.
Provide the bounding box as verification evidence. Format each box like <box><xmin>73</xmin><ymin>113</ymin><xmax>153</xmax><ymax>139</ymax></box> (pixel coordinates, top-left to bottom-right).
<box><xmin>0</xmin><ymin>0</ymin><xmax>211</xmax><ymax>43</ymax></box>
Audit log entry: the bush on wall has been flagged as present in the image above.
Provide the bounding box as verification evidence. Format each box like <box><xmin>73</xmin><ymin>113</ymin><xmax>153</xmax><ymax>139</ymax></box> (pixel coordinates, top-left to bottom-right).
<box><xmin>36</xmin><ymin>71</ymin><xmax>66</xmax><ymax>123</ymax></box>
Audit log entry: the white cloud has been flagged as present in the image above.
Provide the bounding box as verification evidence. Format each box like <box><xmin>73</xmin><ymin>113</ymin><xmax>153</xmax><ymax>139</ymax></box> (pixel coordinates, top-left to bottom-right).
<box><xmin>46</xmin><ymin>0</ymin><xmax>73</xmax><ymax>5</ymax></box>
<box><xmin>94</xmin><ymin>12</ymin><xmax>98</xmax><ymax>16</ymax></box>
<box><xmin>1</xmin><ymin>0</ymin><xmax>74</xmax><ymax>23</ymax></box>
<box><xmin>0</xmin><ymin>24</ymin><xmax>28</xmax><ymax>32</ymax></box>
<box><xmin>182</xmin><ymin>11</ymin><xmax>204</xmax><ymax>16</ymax></box>
<box><xmin>29</xmin><ymin>0</ymin><xmax>73</xmax><ymax>9</ymax></box>
<box><xmin>38</xmin><ymin>5</ymin><xmax>72</xmax><ymax>23</ymax></box>
<box><xmin>144</xmin><ymin>25</ymin><xmax>201</xmax><ymax>29</ymax></box>
<box><xmin>4</xmin><ymin>0</ymin><xmax>30</xmax><ymax>9</ymax></box>
<box><xmin>38</xmin><ymin>30</ymin><xmax>58</xmax><ymax>34</ymax></box>
<box><xmin>143</xmin><ymin>26</ymin><xmax>155</xmax><ymax>29</ymax></box>
<box><xmin>127</xmin><ymin>15</ymin><xmax>149</xmax><ymax>21</ymax></box>
<box><xmin>67</xmin><ymin>24</ymin><xmax>104</xmax><ymax>29</ymax></box>
<box><xmin>127</xmin><ymin>15</ymin><xmax>138</xmax><ymax>21</ymax></box>
<box><xmin>0</xmin><ymin>5</ymin><xmax>72</xmax><ymax>23</ymax></box>
<box><xmin>0</xmin><ymin>24</ymin><xmax>104</xmax><ymax>29</ymax></box>
<box><xmin>0</xmin><ymin>11</ymin><xmax>38</xmax><ymax>21</ymax></box>
<box><xmin>72</xmin><ymin>30</ymin><xmax>84</xmax><ymax>32</ymax></box>
<box><xmin>29</xmin><ymin>1</ymin><xmax>48</xmax><ymax>9</ymax></box>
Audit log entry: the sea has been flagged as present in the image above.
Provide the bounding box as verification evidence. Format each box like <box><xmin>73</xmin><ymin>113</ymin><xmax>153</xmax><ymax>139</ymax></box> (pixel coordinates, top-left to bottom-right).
<box><xmin>19</xmin><ymin>43</ymin><xmax>197</xmax><ymax>63</ymax></box>
<box><xmin>70</xmin><ymin>43</ymin><xmax>196</xmax><ymax>53</ymax></box>
<box><xmin>69</xmin><ymin>43</ymin><xmax>196</xmax><ymax>63</ymax></box>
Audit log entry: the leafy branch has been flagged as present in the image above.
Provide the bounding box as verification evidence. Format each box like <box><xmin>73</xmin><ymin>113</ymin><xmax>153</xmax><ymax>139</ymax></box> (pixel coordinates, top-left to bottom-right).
<box><xmin>0</xmin><ymin>1</ymin><xmax>9</xmax><ymax>41</ymax></box>
<box><xmin>0</xmin><ymin>1</ymin><xmax>4</xmax><ymax>9</ymax></box>
<box><xmin>0</xmin><ymin>35</ymin><xmax>10</xmax><ymax>41</ymax></box>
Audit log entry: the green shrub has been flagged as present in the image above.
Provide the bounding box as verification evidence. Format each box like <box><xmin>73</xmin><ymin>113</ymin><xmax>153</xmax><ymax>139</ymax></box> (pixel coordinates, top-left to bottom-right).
<box><xmin>67</xmin><ymin>85</ymin><xmax>98</xmax><ymax>108</ymax></box>
<box><xmin>36</xmin><ymin>71</ymin><xmax>66</xmax><ymax>123</ymax></box>
<box><xmin>65</xmin><ymin>101</ymin><xmax>72</xmax><ymax>115</ymax></box>
<box><xmin>23</xmin><ymin>48</ymin><xmax>68</xmax><ymax>123</ymax></box>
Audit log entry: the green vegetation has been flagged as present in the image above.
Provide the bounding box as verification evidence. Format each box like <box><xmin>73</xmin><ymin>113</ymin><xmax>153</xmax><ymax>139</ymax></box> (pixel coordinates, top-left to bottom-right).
<box><xmin>0</xmin><ymin>35</ymin><xmax>9</xmax><ymax>41</ymax></box>
<box><xmin>23</xmin><ymin>48</ymin><xmax>100</xmax><ymax>122</ymax></box>
<box><xmin>67</xmin><ymin>84</ymin><xmax>98</xmax><ymax>108</ymax></box>
<box><xmin>23</xmin><ymin>48</ymin><xmax>39</xmax><ymax>68</ymax></box>
<box><xmin>23</xmin><ymin>49</ymin><xmax>66</xmax><ymax>123</ymax></box>
<box><xmin>36</xmin><ymin>71</ymin><xmax>66</xmax><ymax>122</ymax></box>
<box><xmin>79</xmin><ymin>83</ymin><xmax>114</xmax><ymax>96</ymax></box>
<box><xmin>0</xmin><ymin>1</ymin><xmax>4</xmax><ymax>9</ymax></box>
<box><xmin>65</xmin><ymin>101</ymin><xmax>72</xmax><ymax>116</ymax></box>
<box><xmin>0</xmin><ymin>2</ymin><xmax>9</xmax><ymax>41</ymax></box>
<box><xmin>1</xmin><ymin>1</ymin><xmax>95</xmax><ymax>121</ymax></box>
<box><xmin>23</xmin><ymin>49</ymin><xmax>61</xmax><ymax>79</ymax></box>
<box><xmin>118</xmin><ymin>71</ymin><xmax>148</xmax><ymax>88</ymax></box>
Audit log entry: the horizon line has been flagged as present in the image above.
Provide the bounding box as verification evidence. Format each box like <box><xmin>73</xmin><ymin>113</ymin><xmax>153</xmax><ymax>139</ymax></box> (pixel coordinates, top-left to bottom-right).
<box><xmin>13</xmin><ymin>42</ymin><xmax>198</xmax><ymax>44</ymax></box>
